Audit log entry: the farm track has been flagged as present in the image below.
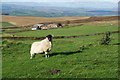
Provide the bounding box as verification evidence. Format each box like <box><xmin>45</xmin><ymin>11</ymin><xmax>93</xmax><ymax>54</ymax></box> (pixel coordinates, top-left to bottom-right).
<box><xmin>1</xmin><ymin>30</ymin><xmax>119</xmax><ymax>40</ymax></box>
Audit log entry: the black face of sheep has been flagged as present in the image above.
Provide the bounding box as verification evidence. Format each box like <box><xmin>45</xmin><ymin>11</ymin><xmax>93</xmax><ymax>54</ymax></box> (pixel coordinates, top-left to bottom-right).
<box><xmin>46</xmin><ymin>35</ymin><xmax>53</xmax><ymax>42</ymax></box>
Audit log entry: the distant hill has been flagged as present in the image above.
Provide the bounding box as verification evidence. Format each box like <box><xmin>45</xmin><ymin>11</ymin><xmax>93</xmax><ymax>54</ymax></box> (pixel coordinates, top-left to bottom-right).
<box><xmin>2</xmin><ymin>2</ymin><xmax>117</xmax><ymax>17</ymax></box>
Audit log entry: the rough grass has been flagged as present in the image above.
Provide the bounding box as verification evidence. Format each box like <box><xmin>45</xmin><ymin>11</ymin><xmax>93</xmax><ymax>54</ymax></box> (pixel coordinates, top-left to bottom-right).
<box><xmin>2</xmin><ymin>33</ymin><xmax>119</xmax><ymax>78</ymax></box>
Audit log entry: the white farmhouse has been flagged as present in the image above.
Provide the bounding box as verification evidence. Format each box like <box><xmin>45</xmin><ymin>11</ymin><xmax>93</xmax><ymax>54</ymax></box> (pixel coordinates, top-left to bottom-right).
<box><xmin>31</xmin><ymin>24</ymin><xmax>44</xmax><ymax>30</ymax></box>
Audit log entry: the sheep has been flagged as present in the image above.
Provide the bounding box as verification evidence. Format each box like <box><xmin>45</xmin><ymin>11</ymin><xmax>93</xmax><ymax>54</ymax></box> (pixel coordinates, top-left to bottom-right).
<box><xmin>30</xmin><ymin>35</ymin><xmax>53</xmax><ymax>59</ymax></box>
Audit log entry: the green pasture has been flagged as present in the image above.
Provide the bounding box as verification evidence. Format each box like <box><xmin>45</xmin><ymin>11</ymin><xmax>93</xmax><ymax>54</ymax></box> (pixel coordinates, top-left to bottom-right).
<box><xmin>10</xmin><ymin>25</ymin><xmax>118</xmax><ymax>37</ymax></box>
<box><xmin>2</xmin><ymin>24</ymin><xmax>119</xmax><ymax>78</ymax></box>
<box><xmin>2</xmin><ymin>29</ymin><xmax>30</xmax><ymax>34</ymax></box>
<box><xmin>0</xmin><ymin>22</ymin><xmax>16</xmax><ymax>28</ymax></box>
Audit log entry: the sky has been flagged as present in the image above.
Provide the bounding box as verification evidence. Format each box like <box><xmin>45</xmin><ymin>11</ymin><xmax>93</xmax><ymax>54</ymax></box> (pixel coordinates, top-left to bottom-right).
<box><xmin>1</xmin><ymin>0</ymin><xmax>120</xmax><ymax>3</ymax></box>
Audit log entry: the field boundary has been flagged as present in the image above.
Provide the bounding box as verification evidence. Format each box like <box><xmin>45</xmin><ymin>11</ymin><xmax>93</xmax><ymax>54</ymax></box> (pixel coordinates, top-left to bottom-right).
<box><xmin>1</xmin><ymin>31</ymin><xmax>119</xmax><ymax>40</ymax></box>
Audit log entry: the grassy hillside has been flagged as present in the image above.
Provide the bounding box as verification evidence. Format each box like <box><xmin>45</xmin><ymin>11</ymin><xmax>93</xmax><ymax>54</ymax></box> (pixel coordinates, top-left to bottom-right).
<box><xmin>2</xmin><ymin>24</ymin><xmax>119</xmax><ymax>78</ymax></box>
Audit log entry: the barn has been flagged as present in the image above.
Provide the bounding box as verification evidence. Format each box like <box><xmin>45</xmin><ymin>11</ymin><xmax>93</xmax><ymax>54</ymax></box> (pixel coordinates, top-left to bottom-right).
<box><xmin>47</xmin><ymin>23</ymin><xmax>63</xmax><ymax>28</ymax></box>
<box><xmin>31</xmin><ymin>24</ymin><xmax>44</xmax><ymax>30</ymax></box>
<box><xmin>32</xmin><ymin>23</ymin><xmax>63</xmax><ymax>30</ymax></box>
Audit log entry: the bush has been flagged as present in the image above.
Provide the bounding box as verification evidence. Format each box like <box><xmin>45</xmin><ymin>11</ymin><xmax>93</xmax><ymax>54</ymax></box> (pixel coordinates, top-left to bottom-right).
<box><xmin>99</xmin><ymin>31</ymin><xmax>111</xmax><ymax>45</ymax></box>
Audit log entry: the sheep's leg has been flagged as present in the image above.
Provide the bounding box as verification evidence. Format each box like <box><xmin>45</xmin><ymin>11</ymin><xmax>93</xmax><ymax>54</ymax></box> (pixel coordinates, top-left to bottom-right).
<box><xmin>30</xmin><ymin>53</ymin><xmax>34</xmax><ymax>59</ymax></box>
<box><xmin>45</xmin><ymin>52</ymin><xmax>49</xmax><ymax>58</ymax></box>
<box><xmin>45</xmin><ymin>52</ymin><xmax>48</xmax><ymax>58</ymax></box>
<box><xmin>47</xmin><ymin>54</ymin><xmax>49</xmax><ymax>58</ymax></box>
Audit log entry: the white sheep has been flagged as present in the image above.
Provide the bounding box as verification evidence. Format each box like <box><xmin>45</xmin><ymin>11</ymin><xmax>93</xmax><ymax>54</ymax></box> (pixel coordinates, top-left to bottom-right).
<box><xmin>30</xmin><ymin>35</ymin><xmax>53</xmax><ymax>59</ymax></box>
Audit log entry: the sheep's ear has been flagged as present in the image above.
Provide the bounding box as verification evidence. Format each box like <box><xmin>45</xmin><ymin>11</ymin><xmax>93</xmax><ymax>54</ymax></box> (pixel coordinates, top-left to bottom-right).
<box><xmin>52</xmin><ymin>35</ymin><xmax>54</xmax><ymax>37</ymax></box>
<box><xmin>46</xmin><ymin>35</ymin><xmax>48</xmax><ymax>37</ymax></box>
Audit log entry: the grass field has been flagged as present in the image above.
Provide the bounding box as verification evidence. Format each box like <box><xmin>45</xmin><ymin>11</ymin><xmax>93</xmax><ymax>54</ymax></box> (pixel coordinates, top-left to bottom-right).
<box><xmin>9</xmin><ymin>25</ymin><xmax>118</xmax><ymax>37</ymax></box>
<box><xmin>0</xmin><ymin>22</ymin><xmax>16</xmax><ymax>28</ymax></box>
<box><xmin>2</xmin><ymin>23</ymin><xmax>119</xmax><ymax>78</ymax></box>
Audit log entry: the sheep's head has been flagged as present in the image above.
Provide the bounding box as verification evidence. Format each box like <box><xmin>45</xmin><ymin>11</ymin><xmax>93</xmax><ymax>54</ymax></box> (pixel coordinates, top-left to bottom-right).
<box><xmin>46</xmin><ymin>35</ymin><xmax>53</xmax><ymax>42</ymax></box>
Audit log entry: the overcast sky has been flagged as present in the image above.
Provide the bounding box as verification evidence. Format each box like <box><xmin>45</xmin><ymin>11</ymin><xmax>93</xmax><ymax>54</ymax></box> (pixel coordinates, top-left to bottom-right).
<box><xmin>1</xmin><ymin>0</ymin><xmax>119</xmax><ymax>3</ymax></box>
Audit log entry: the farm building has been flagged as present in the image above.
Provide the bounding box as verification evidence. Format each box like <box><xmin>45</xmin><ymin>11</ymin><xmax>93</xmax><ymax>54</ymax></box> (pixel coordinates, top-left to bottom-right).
<box><xmin>32</xmin><ymin>23</ymin><xmax>63</xmax><ymax>30</ymax></box>
<box><xmin>31</xmin><ymin>24</ymin><xmax>44</xmax><ymax>30</ymax></box>
<box><xmin>41</xmin><ymin>26</ymin><xmax>49</xmax><ymax>30</ymax></box>
<box><xmin>46</xmin><ymin>23</ymin><xmax>63</xmax><ymax>29</ymax></box>
<box><xmin>47</xmin><ymin>24</ymin><xmax>57</xmax><ymax>28</ymax></box>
